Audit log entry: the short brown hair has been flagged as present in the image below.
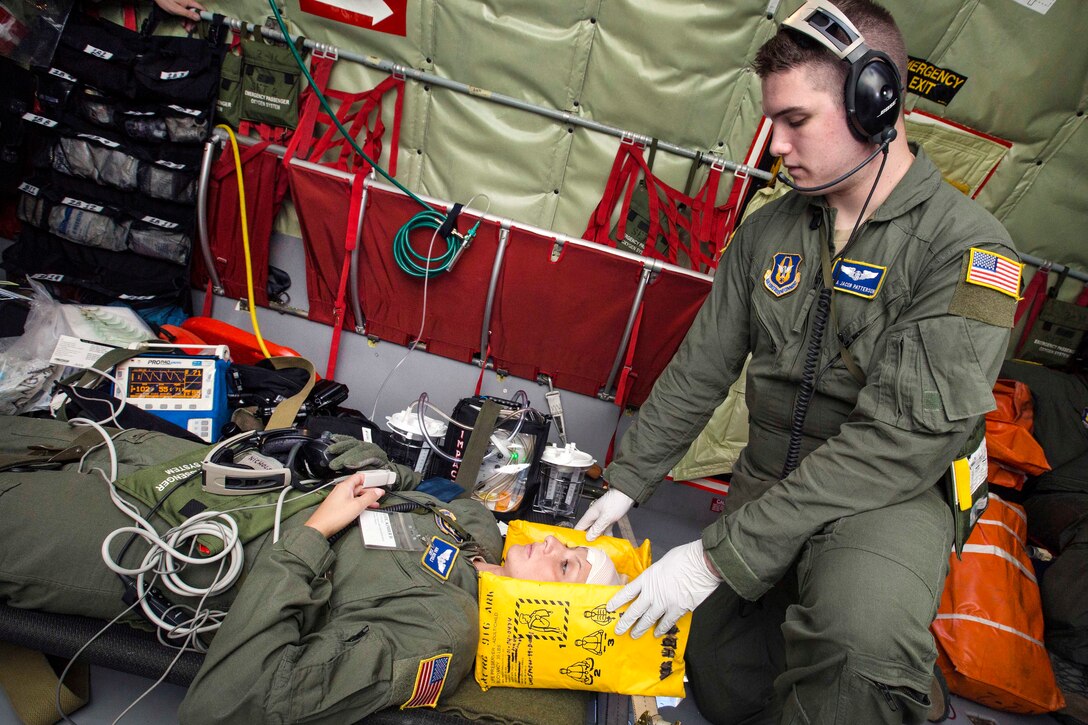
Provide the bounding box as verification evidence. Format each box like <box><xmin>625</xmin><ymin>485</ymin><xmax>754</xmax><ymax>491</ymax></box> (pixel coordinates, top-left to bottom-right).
<box><xmin>753</xmin><ymin>0</ymin><xmax>907</xmax><ymax>103</ymax></box>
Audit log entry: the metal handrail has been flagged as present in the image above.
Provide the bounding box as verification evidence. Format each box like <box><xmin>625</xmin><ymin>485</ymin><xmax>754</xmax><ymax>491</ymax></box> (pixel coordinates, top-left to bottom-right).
<box><xmin>197</xmin><ymin>10</ymin><xmax>772</xmax><ymax>182</ymax></box>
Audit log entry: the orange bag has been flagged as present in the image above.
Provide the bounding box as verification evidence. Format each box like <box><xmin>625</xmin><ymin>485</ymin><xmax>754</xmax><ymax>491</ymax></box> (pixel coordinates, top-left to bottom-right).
<box><xmin>985</xmin><ymin>379</ymin><xmax>1051</xmax><ymax>490</ymax></box>
<box><xmin>932</xmin><ymin>495</ymin><xmax>1065</xmax><ymax>714</ymax></box>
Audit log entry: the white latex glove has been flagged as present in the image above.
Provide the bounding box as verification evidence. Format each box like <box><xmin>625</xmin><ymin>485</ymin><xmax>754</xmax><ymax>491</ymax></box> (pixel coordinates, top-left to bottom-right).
<box><xmin>574</xmin><ymin>488</ymin><xmax>635</xmax><ymax>541</ymax></box>
<box><xmin>607</xmin><ymin>540</ymin><xmax>722</xmax><ymax>639</ymax></box>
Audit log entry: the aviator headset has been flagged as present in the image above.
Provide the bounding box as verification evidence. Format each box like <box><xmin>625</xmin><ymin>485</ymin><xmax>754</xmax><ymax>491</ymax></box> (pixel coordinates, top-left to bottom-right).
<box><xmin>201</xmin><ymin>429</ymin><xmax>343</xmax><ymax>496</ymax></box>
<box><xmin>777</xmin><ymin>0</ymin><xmax>903</xmax><ymax>192</ymax></box>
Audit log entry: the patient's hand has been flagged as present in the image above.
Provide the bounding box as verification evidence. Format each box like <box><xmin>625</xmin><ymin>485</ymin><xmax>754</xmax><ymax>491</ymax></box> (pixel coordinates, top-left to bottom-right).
<box><xmin>304</xmin><ymin>474</ymin><xmax>385</xmax><ymax>538</ymax></box>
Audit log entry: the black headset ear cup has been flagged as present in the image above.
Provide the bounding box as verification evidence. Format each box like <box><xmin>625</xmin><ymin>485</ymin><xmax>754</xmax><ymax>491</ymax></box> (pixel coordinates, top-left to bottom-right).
<box><xmin>845</xmin><ymin>50</ymin><xmax>902</xmax><ymax>144</ymax></box>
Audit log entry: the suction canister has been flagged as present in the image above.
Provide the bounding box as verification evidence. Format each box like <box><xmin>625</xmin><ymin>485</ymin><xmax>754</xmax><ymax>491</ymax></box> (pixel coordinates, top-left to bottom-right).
<box><xmin>532</xmin><ymin>443</ymin><xmax>595</xmax><ymax>519</ymax></box>
<box><xmin>385</xmin><ymin>407</ymin><xmax>447</xmax><ymax>473</ymax></box>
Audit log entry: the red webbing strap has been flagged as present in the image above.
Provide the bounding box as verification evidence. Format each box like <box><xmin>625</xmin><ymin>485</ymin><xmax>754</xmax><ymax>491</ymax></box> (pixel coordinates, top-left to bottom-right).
<box><xmin>474</xmin><ymin>344</ymin><xmax>490</xmax><ymax>397</ymax></box>
<box><xmin>1015</xmin><ymin>266</ymin><xmax>1055</xmax><ymax>354</ymax></box>
<box><xmin>283</xmin><ymin>54</ymin><xmax>336</xmax><ymax>164</ymax></box>
<box><xmin>1015</xmin><ymin>264</ymin><xmax>1050</xmax><ymax>326</ymax></box>
<box><xmin>202</xmin><ymin>279</ymin><xmax>213</xmax><ymax>317</ymax></box>
<box><xmin>583</xmin><ymin>141</ymin><xmax>642</xmax><ymax>243</ymax></box>
<box><xmin>612</xmin><ymin>149</ymin><xmax>668</xmax><ymax>260</ymax></box>
<box><xmin>613</xmin><ymin>303</ymin><xmax>645</xmax><ymax>410</ymax></box>
<box><xmin>1075</xmin><ymin>282</ymin><xmax>1088</xmax><ymax>307</ymax></box>
<box><xmin>324</xmin><ymin>172</ymin><xmax>365</xmax><ymax>379</ymax></box>
<box><xmin>122</xmin><ymin>5</ymin><xmax>137</xmax><ymax>30</ymax></box>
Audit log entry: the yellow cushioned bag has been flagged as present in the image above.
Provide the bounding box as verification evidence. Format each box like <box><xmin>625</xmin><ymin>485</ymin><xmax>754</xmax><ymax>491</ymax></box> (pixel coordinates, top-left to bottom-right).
<box><xmin>475</xmin><ymin>521</ymin><xmax>689</xmax><ymax>697</ymax></box>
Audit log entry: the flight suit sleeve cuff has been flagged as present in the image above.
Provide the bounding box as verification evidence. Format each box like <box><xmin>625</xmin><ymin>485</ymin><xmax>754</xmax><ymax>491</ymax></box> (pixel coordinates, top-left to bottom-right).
<box><xmin>602</xmin><ymin>464</ymin><xmax>657</xmax><ymax>506</ymax></box>
<box><xmin>276</xmin><ymin>525</ymin><xmax>336</xmax><ymax>576</ymax></box>
<box><xmin>701</xmin><ymin>527</ymin><xmax>769</xmax><ymax>602</ymax></box>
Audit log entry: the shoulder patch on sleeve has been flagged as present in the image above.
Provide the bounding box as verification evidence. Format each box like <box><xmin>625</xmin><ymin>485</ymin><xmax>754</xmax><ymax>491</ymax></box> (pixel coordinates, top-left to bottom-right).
<box><xmin>949</xmin><ymin>250</ymin><xmax>1019</xmax><ymax>327</ymax></box>
<box><xmin>401</xmin><ymin>653</ymin><xmax>451</xmax><ymax>709</ymax></box>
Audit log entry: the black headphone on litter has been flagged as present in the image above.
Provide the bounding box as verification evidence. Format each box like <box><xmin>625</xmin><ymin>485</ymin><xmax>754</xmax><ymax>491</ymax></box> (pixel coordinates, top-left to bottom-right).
<box><xmin>783</xmin><ymin>0</ymin><xmax>903</xmax><ymax>146</ymax></box>
<box><xmin>201</xmin><ymin>429</ymin><xmax>339</xmax><ymax>496</ymax></box>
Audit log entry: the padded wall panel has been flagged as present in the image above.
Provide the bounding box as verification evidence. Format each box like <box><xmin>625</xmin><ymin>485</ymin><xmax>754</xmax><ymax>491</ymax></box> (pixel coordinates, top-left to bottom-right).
<box><xmin>488</xmin><ymin>229</ymin><xmax>643</xmax><ymax>397</ymax></box>
<box><xmin>623</xmin><ymin>268</ymin><xmax>711</xmax><ymax>408</ymax></box>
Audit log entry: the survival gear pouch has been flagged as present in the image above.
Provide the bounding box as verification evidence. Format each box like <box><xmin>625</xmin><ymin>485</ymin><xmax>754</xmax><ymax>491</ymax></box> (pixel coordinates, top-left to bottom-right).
<box><xmin>475</xmin><ymin>521</ymin><xmax>689</xmax><ymax>697</ymax></box>
<box><xmin>945</xmin><ymin>419</ymin><xmax>989</xmax><ymax>556</ymax></box>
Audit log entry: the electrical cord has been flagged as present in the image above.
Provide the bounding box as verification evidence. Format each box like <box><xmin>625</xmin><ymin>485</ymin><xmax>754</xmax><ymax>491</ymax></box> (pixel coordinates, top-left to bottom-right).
<box><xmin>216</xmin><ymin>122</ymin><xmax>272</xmax><ymax>359</ymax></box>
<box><xmin>780</xmin><ymin>146</ymin><xmax>890</xmax><ymax>478</ymax></box>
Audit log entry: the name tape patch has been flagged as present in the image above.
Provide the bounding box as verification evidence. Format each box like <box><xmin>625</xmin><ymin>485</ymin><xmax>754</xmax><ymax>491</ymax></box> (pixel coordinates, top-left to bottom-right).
<box><xmin>832</xmin><ymin>259</ymin><xmax>887</xmax><ymax>299</ymax></box>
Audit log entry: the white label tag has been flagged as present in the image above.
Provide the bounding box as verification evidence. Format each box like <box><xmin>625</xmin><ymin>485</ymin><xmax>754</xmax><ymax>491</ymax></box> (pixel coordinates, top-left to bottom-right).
<box><xmin>62</xmin><ymin>197</ymin><xmax>104</xmax><ymax>212</ymax></box>
<box><xmin>83</xmin><ymin>44</ymin><xmax>114</xmax><ymax>60</ymax></box>
<box><xmin>359</xmin><ymin>510</ymin><xmax>423</xmax><ymax>550</ymax></box>
<box><xmin>154</xmin><ymin>159</ymin><xmax>187</xmax><ymax>170</ymax></box>
<box><xmin>22</xmin><ymin>112</ymin><xmax>57</xmax><ymax>128</ymax></box>
<box><xmin>967</xmin><ymin>436</ymin><xmax>988</xmax><ymax>497</ymax></box>
<box><xmin>50</xmin><ymin>335</ymin><xmax>113</xmax><ymax>368</ymax></box>
<box><xmin>78</xmin><ymin>133</ymin><xmax>120</xmax><ymax>149</ymax></box>
<box><xmin>63</xmin><ymin>195</ymin><xmax>104</xmax><ymax>210</ymax></box>
<box><xmin>48</xmin><ymin>68</ymin><xmax>78</xmax><ymax>82</ymax></box>
<box><xmin>361</xmin><ymin>427</ymin><xmax>373</xmax><ymax>443</ymax></box>
<box><xmin>360</xmin><ymin>511</ymin><xmax>398</xmax><ymax>548</ymax></box>
<box><xmin>160</xmin><ymin>69</ymin><xmax>191</xmax><ymax>80</ymax></box>
<box><xmin>17</xmin><ymin>182</ymin><xmax>39</xmax><ymax>195</ymax></box>
<box><xmin>1009</xmin><ymin>0</ymin><xmax>1054</xmax><ymax>14</ymax></box>
<box><xmin>141</xmin><ymin>215</ymin><xmax>179</xmax><ymax>229</ymax></box>
<box><xmin>168</xmin><ymin>104</ymin><xmax>202</xmax><ymax>116</ymax></box>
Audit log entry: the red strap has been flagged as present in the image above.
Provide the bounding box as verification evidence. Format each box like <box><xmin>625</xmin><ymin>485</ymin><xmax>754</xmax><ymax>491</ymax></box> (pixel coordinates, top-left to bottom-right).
<box><xmin>1015</xmin><ymin>265</ymin><xmax>1052</xmax><ymax>354</ymax></box>
<box><xmin>284</xmin><ymin>55</ymin><xmax>336</xmax><ymax>163</ymax></box>
<box><xmin>1075</xmin><ymin>282</ymin><xmax>1088</xmax><ymax>307</ymax></box>
<box><xmin>474</xmin><ymin>344</ymin><xmax>490</xmax><ymax>397</ymax></box>
<box><xmin>584</xmin><ymin>142</ymin><xmax>641</xmax><ymax>242</ymax></box>
<box><xmin>324</xmin><ymin>173</ymin><xmax>366</xmax><ymax>379</ymax></box>
<box><xmin>613</xmin><ymin>303</ymin><xmax>645</xmax><ymax>409</ymax></box>
<box><xmin>122</xmin><ymin>5</ymin><xmax>138</xmax><ymax>31</ymax></box>
<box><xmin>202</xmin><ymin>279</ymin><xmax>214</xmax><ymax>317</ymax></box>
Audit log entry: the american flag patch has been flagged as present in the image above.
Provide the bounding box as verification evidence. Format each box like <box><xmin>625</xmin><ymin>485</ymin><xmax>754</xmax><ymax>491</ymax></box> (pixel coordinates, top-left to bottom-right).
<box><xmin>401</xmin><ymin>654</ymin><xmax>451</xmax><ymax>709</ymax></box>
<box><xmin>965</xmin><ymin>248</ymin><xmax>1021</xmax><ymax>298</ymax></box>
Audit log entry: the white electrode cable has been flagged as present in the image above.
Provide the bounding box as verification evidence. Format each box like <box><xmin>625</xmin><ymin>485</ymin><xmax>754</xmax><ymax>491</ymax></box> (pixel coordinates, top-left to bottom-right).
<box><xmin>368</xmin><ymin>195</ymin><xmax>491</xmax><ymax>421</ymax></box>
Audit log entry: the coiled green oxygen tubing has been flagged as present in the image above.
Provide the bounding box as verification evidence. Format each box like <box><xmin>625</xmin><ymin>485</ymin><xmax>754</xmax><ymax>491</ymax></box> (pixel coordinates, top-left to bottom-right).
<box><xmin>266</xmin><ymin>0</ymin><xmax>474</xmax><ymax>277</ymax></box>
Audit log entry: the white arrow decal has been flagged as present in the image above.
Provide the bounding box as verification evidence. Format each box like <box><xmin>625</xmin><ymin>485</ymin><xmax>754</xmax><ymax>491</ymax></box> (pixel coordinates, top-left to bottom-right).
<box><xmin>332</xmin><ymin>0</ymin><xmax>393</xmax><ymax>24</ymax></box>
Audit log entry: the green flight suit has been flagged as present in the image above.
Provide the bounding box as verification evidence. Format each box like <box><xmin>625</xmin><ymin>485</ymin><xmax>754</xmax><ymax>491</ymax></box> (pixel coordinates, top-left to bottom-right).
<box><xmin>604</xmin><ymin>150</ymin><xmax>1017</xmax><ymax>724</ymax></box>
<box><xmin>0</xmin><ymin>416</ymin><xmax>507</xmax><ymax>724</ymax></box>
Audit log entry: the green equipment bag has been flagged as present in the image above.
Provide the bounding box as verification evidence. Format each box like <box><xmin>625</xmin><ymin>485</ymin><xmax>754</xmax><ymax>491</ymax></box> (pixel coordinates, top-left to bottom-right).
<box><xmin>239</xmin><ymin>37</ymin><xmax>307</xmax><ymax>128</ymax></box>
<box><xmin>1019</xmin><ymin>297</ymin><xmax>1088</xmax><ymax>369</ymax></box>
<box><xmin>1014</xmin><ymin>271</ymin><xmax>1088</xmax><ymax>370</ymax></box>
<box><xmin>216</xmin><ymin>49</ymin><xmax>243</xmax><ymax>128</ymax></box>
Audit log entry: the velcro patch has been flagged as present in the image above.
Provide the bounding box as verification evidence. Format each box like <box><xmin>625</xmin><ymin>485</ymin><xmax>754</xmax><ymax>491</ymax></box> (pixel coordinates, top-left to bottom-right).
<box><xmin>949</xmin><ymin>252</ymin><xmax>1018</xmax><ymax>327</ymax></box>
<box><xmin>401</xmin><ymin>653</ymin><xmax>451</xmax><ymax>709</ymax></box>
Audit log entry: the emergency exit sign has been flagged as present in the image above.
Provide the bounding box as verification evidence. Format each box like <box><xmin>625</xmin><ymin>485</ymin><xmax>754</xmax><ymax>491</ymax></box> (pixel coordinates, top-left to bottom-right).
<box><xmin>299</xmin><ymin>0</ymin><xmax>407</xmax><ymax>36</ymax></box>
